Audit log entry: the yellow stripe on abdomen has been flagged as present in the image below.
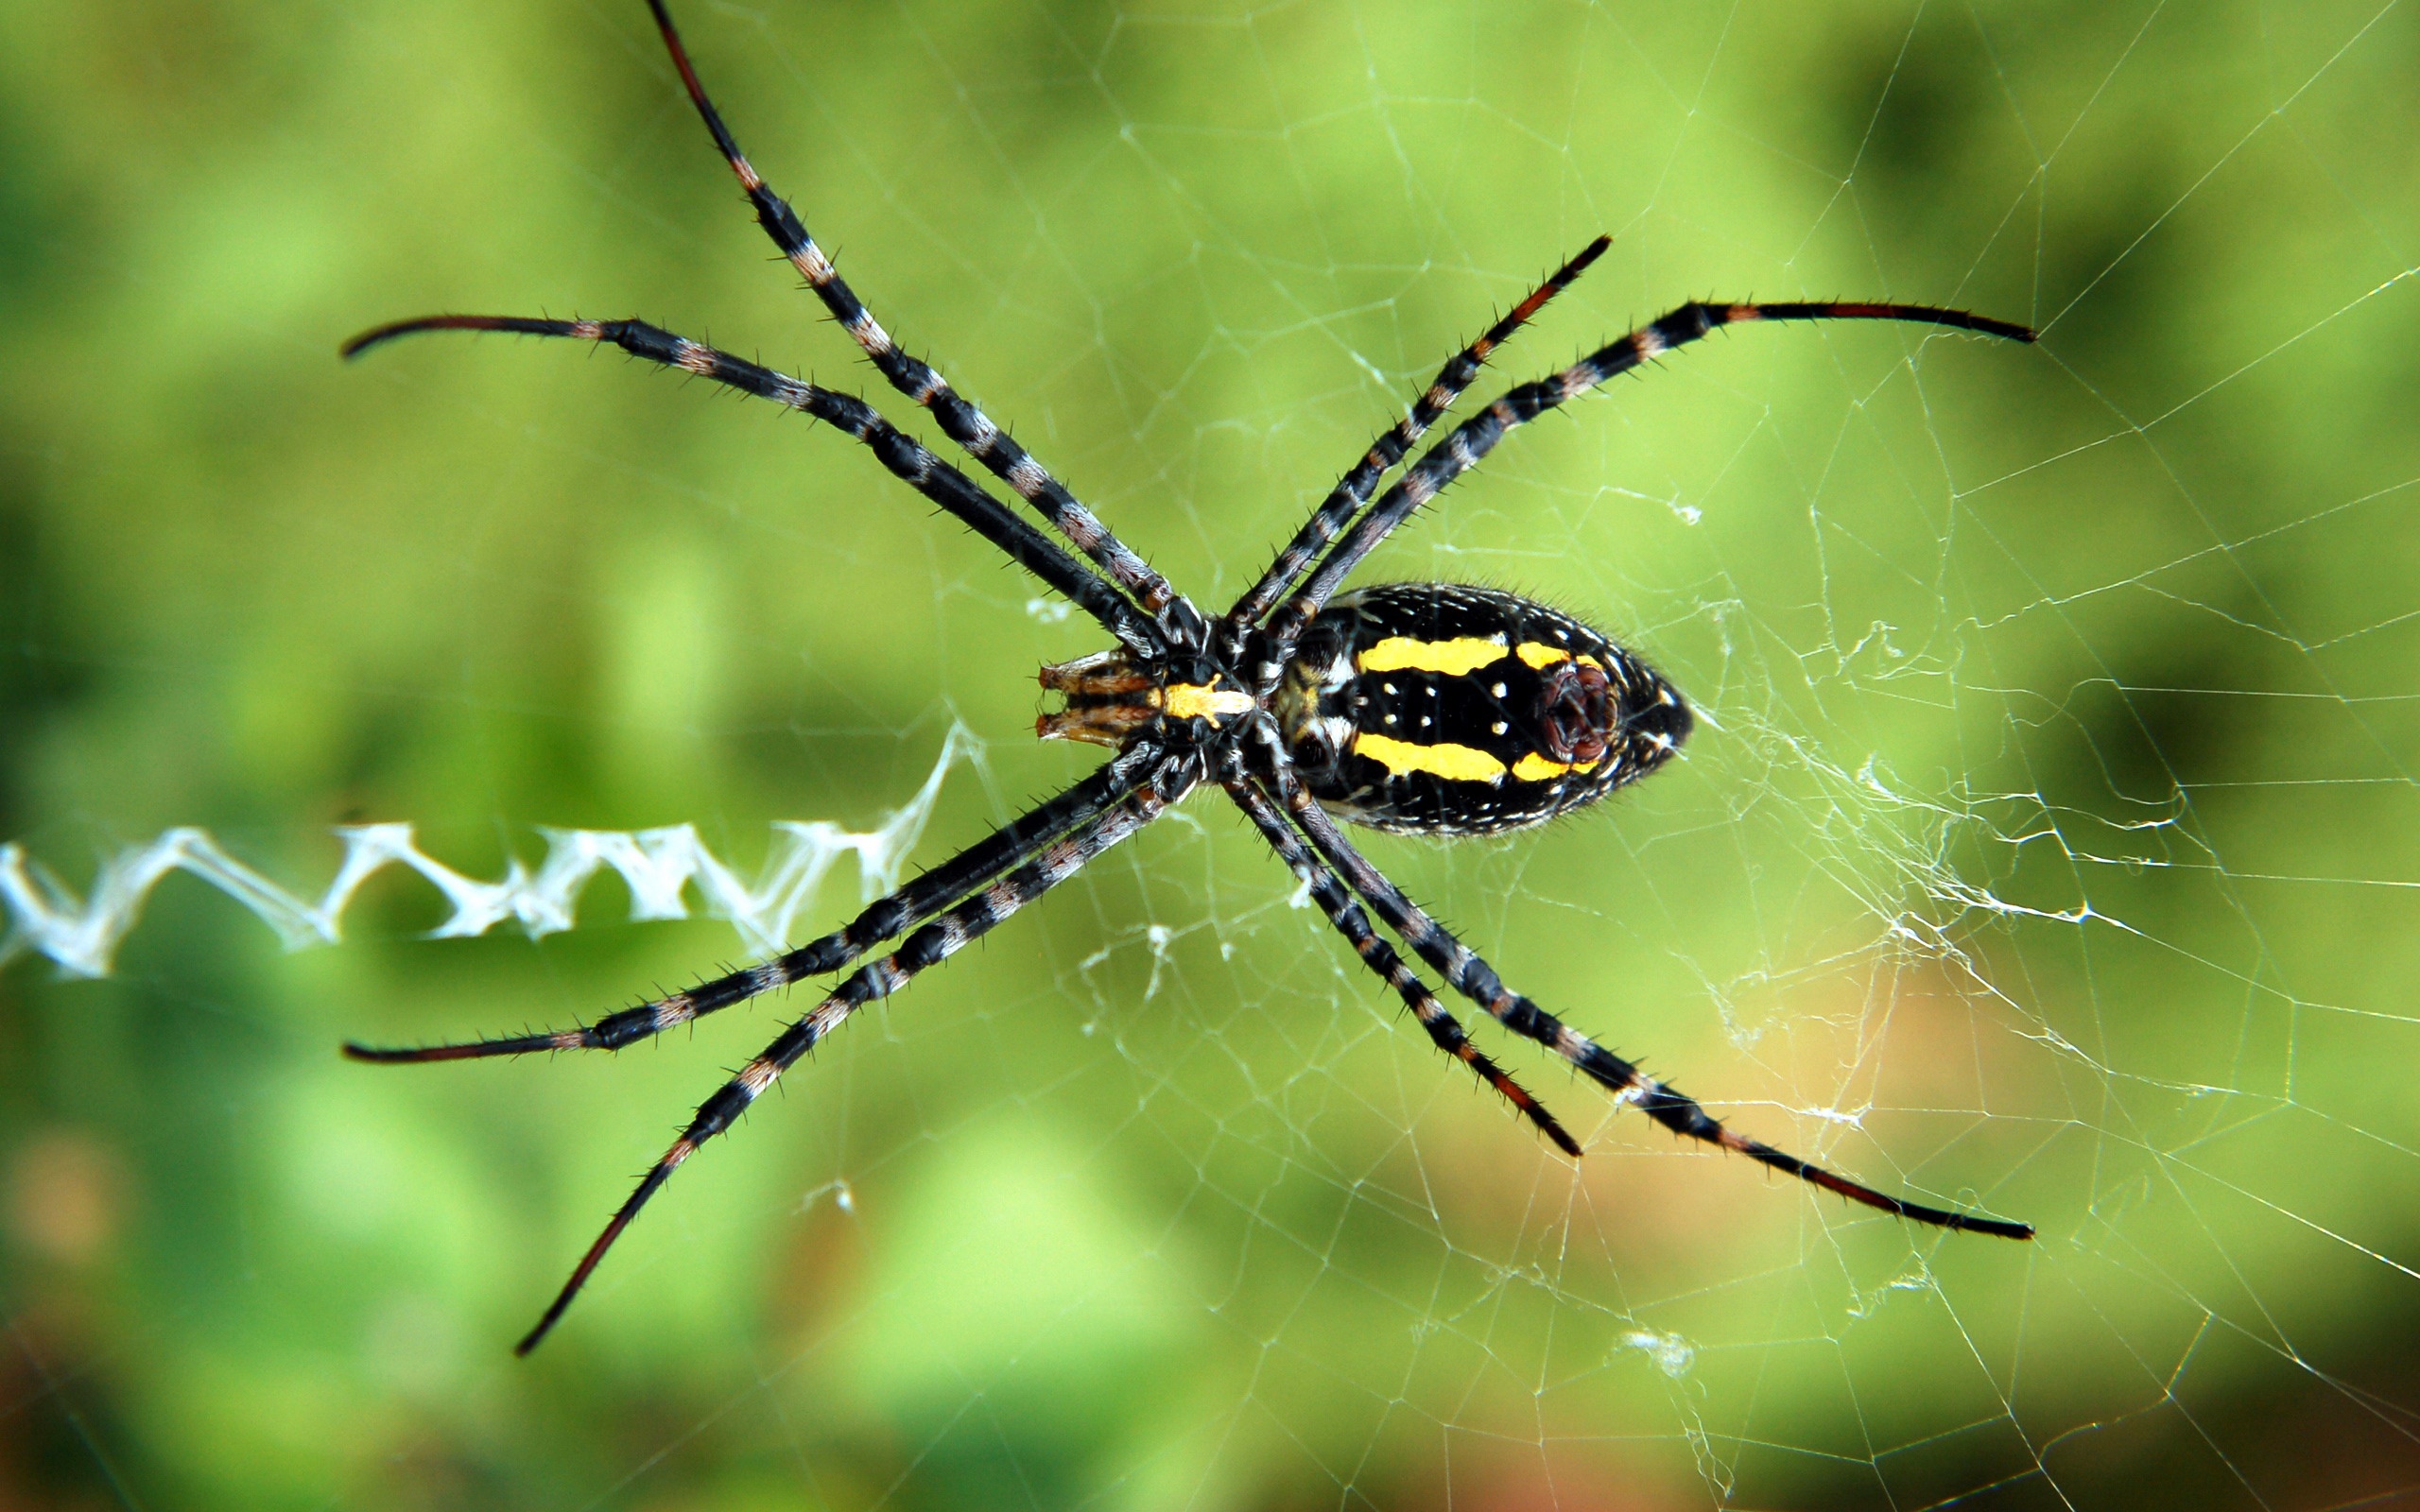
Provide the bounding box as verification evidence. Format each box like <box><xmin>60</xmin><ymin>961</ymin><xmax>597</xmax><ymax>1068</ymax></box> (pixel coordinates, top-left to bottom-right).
<box><xmin>1515</xmin><ymin>642</ymin><xmax>1606</xmax><ymax>673</ymax></box>
<box><xmin>1353</xmin><ymin>732</ymin><xmax>1507</xmax><ymax>783</ymax></box>
<box><xmin>1356</xmin><ymin>635</ymin><xmax>1508</xmax><ymax>676</ymax></box>
<box><xmin>1509</xmin><ymin>752</ymin><xmax>1594</xmax><ymax>782</ymax></box>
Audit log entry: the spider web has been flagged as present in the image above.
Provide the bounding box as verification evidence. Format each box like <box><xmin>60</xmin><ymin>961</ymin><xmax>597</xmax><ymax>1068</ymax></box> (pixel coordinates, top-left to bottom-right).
<box><xmin>1</xmin><ymin>0</ymin><xmax>2415</xmax><ymax>1507</ymax></box>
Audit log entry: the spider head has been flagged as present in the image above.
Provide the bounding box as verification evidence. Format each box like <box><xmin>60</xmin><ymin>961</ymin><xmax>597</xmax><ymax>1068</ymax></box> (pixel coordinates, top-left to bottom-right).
<box><xmin>1036</xmin><ymin>650</ymin><xmax>1259</xmax><ymax>750</ymax></box>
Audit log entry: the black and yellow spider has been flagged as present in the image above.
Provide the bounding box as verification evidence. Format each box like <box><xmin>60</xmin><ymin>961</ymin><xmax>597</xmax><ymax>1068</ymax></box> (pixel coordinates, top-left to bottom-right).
<box><xmin>344</xmin><ymin>0</ymin><xmax>2037</xmax><ymax>1354</ymax></box>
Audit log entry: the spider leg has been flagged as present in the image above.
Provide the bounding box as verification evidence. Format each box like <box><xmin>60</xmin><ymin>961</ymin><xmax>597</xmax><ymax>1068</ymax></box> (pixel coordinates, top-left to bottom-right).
<box><xmin>1219</xmin><ymin>766</ymin><xmax>1577</xmax><ymax>1155</ymax></box>
<box><xmin>514</xmin><ymin>753</ymin><xmax>1190</xmax><ymax>1354</ymax></box>
<box><xmin>641</xmin><ymin>2</ymin><xmax>1203</xmax><ymax>644</ymax></box>
<box><xmin>342</xmin><ymin>314</ymin><xmax>1156</xmax><ymax>655</ymax></box>
<box><xmin>1261</xmin><ymin>300</ymin><xmax>2036</xmax><ymax>656</ymax></box>
<box><xmin>346</xmin><ymin>748</ymin><xmax>1156</xmax><ymax>1064</ymax></box>
<box><xmin>1266</xmin><ymin>762</ymin><xmax>2031</xmax><ymax>1240</ymax></box>
<box><xmin>1223</xmin><ymin>234</ymin><xmax>1611</xmax><ymax>674</ymax></box>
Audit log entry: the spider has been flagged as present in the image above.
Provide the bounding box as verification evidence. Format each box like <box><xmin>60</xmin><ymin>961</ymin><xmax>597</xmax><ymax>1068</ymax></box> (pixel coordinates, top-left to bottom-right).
<box><xmin>343</xmin><ymin>0</ymin><xmax>2038</xmax><ymax>1355</ymax></box>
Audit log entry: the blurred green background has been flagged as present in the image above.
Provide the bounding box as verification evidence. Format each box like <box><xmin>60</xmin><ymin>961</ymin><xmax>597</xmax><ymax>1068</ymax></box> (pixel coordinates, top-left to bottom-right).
<box><xmin>3</xmin><ymin>0</ymin><xmax>2416</xmax><ymax>1507</ymax></box>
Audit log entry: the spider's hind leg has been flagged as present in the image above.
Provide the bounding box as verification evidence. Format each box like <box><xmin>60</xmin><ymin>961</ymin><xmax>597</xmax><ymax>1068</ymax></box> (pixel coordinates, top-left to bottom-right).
<box><xmin>1260</xmin><ymin>299</ymin><xmax>2036</xmax><ymax>657</ymax></box>
<box><xmin>1270</xmin><ymin>765</ymin><xmax>2033</xmax><ymax>1240</ymax></box>
<box><xmin>1220</xmin><ymin>763</ymin><xmax>1577</xmax><ymax>1155</ymax></box>
<box><xmin>1223</xmin><ymin>232</ymin><xmax>1614</xmax><ymax>668</ymax></box>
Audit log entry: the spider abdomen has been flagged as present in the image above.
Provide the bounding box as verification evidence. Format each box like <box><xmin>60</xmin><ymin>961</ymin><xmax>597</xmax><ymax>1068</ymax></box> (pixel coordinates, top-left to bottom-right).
<box><xmin>1277</xmin><ymin>583</ymin><xmax>1691</xmax><ymax>834</ymax></box>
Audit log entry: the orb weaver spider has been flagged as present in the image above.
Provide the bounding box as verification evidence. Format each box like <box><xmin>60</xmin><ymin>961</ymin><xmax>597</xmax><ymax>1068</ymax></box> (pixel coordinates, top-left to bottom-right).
<box><xmin>344</xmin><ymin>0</ymin><xmax>2037</xmax><ymax>1354</ymax></box>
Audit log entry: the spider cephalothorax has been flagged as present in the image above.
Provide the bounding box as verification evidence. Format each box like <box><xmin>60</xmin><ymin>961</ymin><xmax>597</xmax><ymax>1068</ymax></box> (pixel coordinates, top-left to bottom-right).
<box><xmin>1035</xmin><ymin>648</ymin><xmax>1255</xmax><ymax>752</ymax></box>
<box><xmin>342</xmin><ymin>0</ymin><xmax>2038</xmax><ymax>1355</ymax></box>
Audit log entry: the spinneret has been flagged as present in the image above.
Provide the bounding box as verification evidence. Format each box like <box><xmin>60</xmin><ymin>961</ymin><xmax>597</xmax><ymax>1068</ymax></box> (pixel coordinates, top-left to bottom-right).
<box><xmin>341</xmin><ymin>0</ymin><xmax>2039</xmax><ymax>1354</ymax></box>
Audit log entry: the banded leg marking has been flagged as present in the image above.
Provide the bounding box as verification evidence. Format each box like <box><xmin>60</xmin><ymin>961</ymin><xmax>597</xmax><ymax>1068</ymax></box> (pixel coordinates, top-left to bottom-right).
<box><xmin>345</xmin><ymin>751</ymin><xmax>1153</xmax><ymax>1064</ymax></box>
<box><xmin>642</xmin><ymin>2</ymin><xmax>1198</xmax><ymax>638</ymax></box>
<box><xmin>1264</xmin><ymin>299</ymin><xmax>2036</xmax><ymax>655</ymax></box>
<box><xmin>1274</xmin><ymin>776</ymin><xmax>2032</xmax><ymax>1240</ymax></box>
<box><xmin>1225</xmin><ymin>234</ymin><xmax>1612</xmax><ymax>674</ymax></box>
<box><xmin>514</xmin><ymin>771</ymin><xmax>1176</xmax><ymax>1353</ymax></box>
<box><xmin>1220</xmin><ymin>775</ymin><xmax>1577</xmax><ymax>1155</ymax></box>
<box><xmin>341</xmin><ymin>314</ymin><xmax>1154</xmax><ymax>654</ymax></box>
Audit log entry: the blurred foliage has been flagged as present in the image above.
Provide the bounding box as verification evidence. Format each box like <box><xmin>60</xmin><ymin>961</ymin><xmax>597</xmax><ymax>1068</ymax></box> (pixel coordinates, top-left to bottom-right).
<box><xmin>2</xmin><ymin>0</ymin><xmax>2416</xmax><ymax>1507</ymax></box>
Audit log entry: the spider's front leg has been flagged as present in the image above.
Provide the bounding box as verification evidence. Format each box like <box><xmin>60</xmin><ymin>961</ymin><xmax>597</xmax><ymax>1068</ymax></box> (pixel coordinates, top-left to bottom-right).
<box><xmin>643</xmin><ymin>0</ymin><xmax>1211</xmax><ymax>647</ymax></box>
<box><xmin>345</xmin><ymin>748</ymin><xmax>1158</xmax><ymax>1064</ymax></box>
<box><xmin>510</xmin><ymin>745</ymin><xmax>1204</xmax><ymax>1353</ymax></box>
<box><xmin>343</xmin><ymin>314</ymin><xmax>1157</xmax><ymax>655</ymax></box>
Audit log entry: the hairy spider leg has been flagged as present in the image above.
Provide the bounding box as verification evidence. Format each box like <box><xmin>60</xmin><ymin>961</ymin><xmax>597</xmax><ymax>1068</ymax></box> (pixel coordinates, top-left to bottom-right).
<box><xmin>1223</xmin><ymin>233</ymin><xmax>1613</xmax><ymax>677</ymax></box>
<box><xmin>1269</xmin><ymin>770</ymin><xmax>2033</xmax><ymax>1240</ymax></box>
<box><xmin>1219</xmin><ymin>759</ymin><xmax>1578</xmax><ymax>1155</ymax></box>
<box><xmin>345</xmin><ymin>748</ymin><xmax>1157</xmax><ymax>1064</ymax></box>
<box><xmin>515</xmin><ymin>764</ymin><xmax>1187</xmax><ymax>1355</ymax></box>
<box><xmin>342</xmin><ymin>314</ymin><xmax>1155</xmax><ymax>654</ymax></box>
<box><xmin>643</xmin><ymin>1</ymin><xmax>1202</xmax><ymax>644</ymax></box>
<box><xmin>1261</xmin><ymin>300</ymin><xmax>2038</xmax><ymax>657</ymax></box>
